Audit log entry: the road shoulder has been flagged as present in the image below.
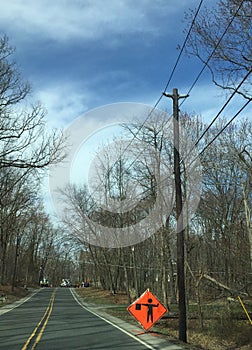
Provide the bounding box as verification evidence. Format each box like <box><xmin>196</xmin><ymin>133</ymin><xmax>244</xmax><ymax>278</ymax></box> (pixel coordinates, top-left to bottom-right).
<box><xmin>71</xmin><ymin>288</ymin><xmax>186</xmax><ymax>350</ymax></box>
<box><xmin>0</xmin><ymin>288</ymin><xmax>40</xmax><ymax>316</ymax></box>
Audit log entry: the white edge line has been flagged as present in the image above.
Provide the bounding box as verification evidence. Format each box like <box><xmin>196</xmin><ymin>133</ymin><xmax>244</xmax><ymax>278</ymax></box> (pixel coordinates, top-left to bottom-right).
<box><xmin>70</xmin><ymin>288</ymin><xmax>155</xmax><ymax>350</ymax></box>
<box><xmin>0</xmin><ymin>289</ymin><xmax>41</xmax><ymax>316</ymax></box>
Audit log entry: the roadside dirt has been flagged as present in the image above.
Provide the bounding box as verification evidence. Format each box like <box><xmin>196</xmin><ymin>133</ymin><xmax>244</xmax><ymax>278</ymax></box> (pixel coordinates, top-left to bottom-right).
<box><xmin>0</xmin><ymin>285</ymin><xmax>32</xmax><ymax>306</ymax></box>
<box><xmin>1</xmin><ymin>285</ymin><xmax>251</xmax><ymax>349</ymax></box>
<box><xmin>76</xmin><ymin>287</ymin><xmax>252</xmax><ymax>350</ymax></box>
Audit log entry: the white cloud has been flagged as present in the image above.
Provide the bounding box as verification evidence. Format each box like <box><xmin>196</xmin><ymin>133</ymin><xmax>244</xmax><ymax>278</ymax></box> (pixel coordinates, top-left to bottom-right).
<box><xmin>35</xmin><ymin>83</ymin><xmax>91</xmax><ymax>128</ymax></box>
<box><xmin>0</xmin><ymin>0</ymin><xmax>195</xmax><ymax>43</ymax></box>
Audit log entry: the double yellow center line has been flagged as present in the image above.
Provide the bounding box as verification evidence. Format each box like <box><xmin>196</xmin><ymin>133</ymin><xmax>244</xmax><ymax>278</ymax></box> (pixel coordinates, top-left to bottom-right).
<box><xmin>21</xmin><ymin>288</ymin><xmax>57</xmax><ymax>350</ymax></box>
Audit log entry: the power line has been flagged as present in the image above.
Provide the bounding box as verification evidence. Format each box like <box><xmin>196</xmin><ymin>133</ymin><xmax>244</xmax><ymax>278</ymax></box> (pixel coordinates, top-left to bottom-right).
<box><xmin>133</xmin><ymin>0</ymin><xmax>247</xmax><ymax>192</ymax></box>
<box><xmin>69</xmin><ymin>0</ymin><xmax>206</xmax><ymax>217</ymax></box>
<box><xmin>119</xmin><ymin>0</ymin><xmax>205</xmax><ymax>148</ymax></box>
<box><xmin>61</xmin><ymin>1</ymin><xmax>248</xmax><ymax>233</ymax></box>
<box><xmin>177</xmin><ymin>0</ymin><xmax>250</xmax><ymax>165</ymax></box>
<box><xmin>124</xmin><ymin>100</ymin><xmax>252</xmax><ymax>206</ymax></box>
<box><xmin>179</xmin><ymin>0</ymin><xmax>246</xmax><ymax>109</ymax></box>
<box><xmin>162</xmin><ymin>0</ymin><xmax>204</xmax><ymax>94</ymax></box>
<box><xmin>198</xmin><ymin>99</ymin><xmax>251</xmax><ymax>156</ymax></box>
<box><xmin>195</xmin><ymin>69</ymin><xmax>252</xmax><ymax>147</ymax></box>
<box><xmin>181</xmin><ymin>68</ymin><xmax>252</xmax><ymax>165</ymax></box>
<box><xmin>111</xmin><ymin>0</ymin><xmax>205</xmax><ymax>182</ymax></box>
<box><xmin>196</xmin><ymin>98</ymin><xmax>251</xmax><ymax>160</ymax></box>
<box><xmin>163</xmin><ymin>0</ymin><xmax>248</xmax><ymax>173</ymax></box>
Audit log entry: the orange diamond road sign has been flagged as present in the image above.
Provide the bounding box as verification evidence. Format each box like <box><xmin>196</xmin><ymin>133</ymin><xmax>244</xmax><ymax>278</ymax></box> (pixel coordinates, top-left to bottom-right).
<box><xmin>127</xmin><ymin>289</ymin><xmax>168</xmax><ymax>331</ymax></box>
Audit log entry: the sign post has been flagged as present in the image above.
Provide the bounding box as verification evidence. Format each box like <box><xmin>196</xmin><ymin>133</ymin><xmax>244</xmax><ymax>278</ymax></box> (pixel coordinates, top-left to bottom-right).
<box><xmin>127</xmin><ymin>289</ymin><xmax>168</xmax><ymax>331</ymax></box>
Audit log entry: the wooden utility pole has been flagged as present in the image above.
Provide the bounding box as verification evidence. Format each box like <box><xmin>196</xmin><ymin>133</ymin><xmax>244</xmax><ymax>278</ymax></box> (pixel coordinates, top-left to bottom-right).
<box><xmin>163</xmin><ymin>88</ymin><xmax>189</xmax><ymax>343</ymax></box>
<box><xmin>12</xmin><ymin>231</ymin><xmax>21</xmax><ymax>292</ymax></box>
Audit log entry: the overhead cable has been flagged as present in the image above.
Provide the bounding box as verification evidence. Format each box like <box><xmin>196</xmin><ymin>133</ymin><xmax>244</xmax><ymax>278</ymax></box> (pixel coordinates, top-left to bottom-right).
<box><xmin>180</xmin><ymin>0</ymin><xmax>245</xmax><ymax>108</ymax></box>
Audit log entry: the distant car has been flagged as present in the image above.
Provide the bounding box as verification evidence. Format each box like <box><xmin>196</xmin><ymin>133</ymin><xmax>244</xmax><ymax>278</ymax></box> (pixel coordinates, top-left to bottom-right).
<box><xmin>60</xmin><ymin>279</ymin><xmax>71</xmax><ymax>287</ymax></box>
<box><xmin>81</xmin><ymin>282</ymin><xmax>90</xmax><ymax>288</ymax></box>
<box><xmin>40</xmin><ymin>278</ymin><xmax>49</xmax><ymax>287</ymax></box>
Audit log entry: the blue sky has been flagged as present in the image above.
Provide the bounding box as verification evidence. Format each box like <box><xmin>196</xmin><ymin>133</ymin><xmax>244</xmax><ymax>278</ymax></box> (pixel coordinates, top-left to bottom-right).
<box><xmin>1</xmin><ymin>0</ymin><xmax>250</xmax><ymax>220</ymax></box>
<box><xmin>0</xmin><ymin>0</ymin><xmax>233</xmax><ymax>129</ymax></box>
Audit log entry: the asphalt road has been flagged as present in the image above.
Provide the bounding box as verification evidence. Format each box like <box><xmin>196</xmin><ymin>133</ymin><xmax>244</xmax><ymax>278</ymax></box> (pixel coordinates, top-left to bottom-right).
<box><xmin>0</xmin><ymin>288</ymin><xmax>183</xmax><ymax>350</ymax></box>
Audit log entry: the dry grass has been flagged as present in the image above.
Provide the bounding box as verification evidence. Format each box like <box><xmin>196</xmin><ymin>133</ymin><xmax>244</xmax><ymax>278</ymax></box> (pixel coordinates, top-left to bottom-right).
<box><xmin>0</xmin><ymin>284</ymin><xmax>31</xmax><ymax>305</ymax></box>
<box><xmin>77</xmin><ymin>287</ymin><xmax>128</xmax><ymax>305</ymax></box>
<box><xmin>76</xmin><ymin>287</ymin><xmax>252</xmax><ymax>350</ymax></box>
<box><xmin>1</xmin><ymin>285</ymin><xmax>251</xmax><ymax>349</ymax></box>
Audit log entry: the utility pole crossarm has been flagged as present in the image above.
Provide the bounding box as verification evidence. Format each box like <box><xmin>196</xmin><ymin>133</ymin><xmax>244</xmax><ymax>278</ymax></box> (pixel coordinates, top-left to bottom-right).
<box><xmin>163</xmin><ymin>90</ymin><xmax>189</xmax><ymax>101</ymax></box>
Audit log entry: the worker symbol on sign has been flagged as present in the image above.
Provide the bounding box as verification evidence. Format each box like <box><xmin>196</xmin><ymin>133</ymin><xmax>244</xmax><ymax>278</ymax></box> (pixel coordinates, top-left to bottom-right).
<box><xmin>136</xmin><ymin>299</ymin><xmax>159</xmax><ymax>323</ymax></box>
<box><xmin>128</xmin><ymin>289</ymin><xmax>168</xmax><ymax>331</ymax></box>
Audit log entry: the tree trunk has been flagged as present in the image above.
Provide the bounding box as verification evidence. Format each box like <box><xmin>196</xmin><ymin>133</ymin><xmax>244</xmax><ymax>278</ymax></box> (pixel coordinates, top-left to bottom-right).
<box><xmin>241</xmin><ymin>182</ymin><xmax>252</xmax><ymax>271</ymax></box>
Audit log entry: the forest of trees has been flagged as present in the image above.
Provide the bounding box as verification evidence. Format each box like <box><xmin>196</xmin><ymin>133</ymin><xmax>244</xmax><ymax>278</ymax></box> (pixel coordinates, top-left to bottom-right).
<box><xmin>0</xmin><ymin>35</ymin><xmax>69</xmax><ymax>290</ymax></box>
<box><xmin>60</xmin><ymin>115</ymin><xmax>252</xmax><ymax>307</ymax></box>
<box><xmin>59</xmin><ymin>0</ymin><xmax>252</xmax><ymax>312</ymax></box>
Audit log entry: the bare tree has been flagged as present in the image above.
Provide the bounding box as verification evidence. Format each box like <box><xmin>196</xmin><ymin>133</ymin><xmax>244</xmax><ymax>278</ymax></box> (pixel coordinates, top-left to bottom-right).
<box><xmin>186</xmin><ymin>0</ymin><xmax>252</xmax><ymax>98</ymax></box>
<box><xmin>0</xmin><ymin>167</ymin><xmax>37</xmax><ymax>285</ymax></box>
<box><xmin>0</xmin><ymin>36</ymin><xmax>65</xmax><ymax>170</ymax></box>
